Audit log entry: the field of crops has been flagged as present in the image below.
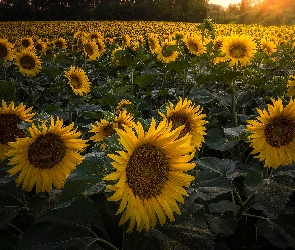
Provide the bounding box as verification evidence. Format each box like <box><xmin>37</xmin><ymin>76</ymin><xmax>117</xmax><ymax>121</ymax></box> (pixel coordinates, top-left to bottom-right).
<box><xmin>1</xmin><ymin>20</ymin><xmax>295</xmax><ymax>249</ymax></box>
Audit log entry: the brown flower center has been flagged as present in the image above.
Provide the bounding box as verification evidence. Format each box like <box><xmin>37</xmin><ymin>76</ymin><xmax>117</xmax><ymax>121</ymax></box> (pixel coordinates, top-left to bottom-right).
<box><xmin>0</xmin><ymin>43</ymin><xmax>8</xmax><ymax>58</ymax></box>
<box><xmin>21</xmin><ymin>39</ymin><xmax>31</xmax><ymax>48</ymax></box>
<box><xmin>188</xmin><ymin>40</ymin><xmax>199</xmax><ymax>52</ymax></box>
<box><xmin>103</xmin><ymin>124</ymin><xmax>115</xmax><ymax>137</ymax></box>
<box><xmin>214</xmin><ymin>41</ymin><xmax>222</xmax><ymax>51</ymax></box>
<box><xmin>126</xmin><ymin>144</ymin><xmax>170</xmax><ymax>199</ymax></box>
<box><xmin>169</xmin><ymin>114</ymin><xmax>191</xmax><ymax>138</ymax></box>
<box><xmin>35</xmin><ymin>43</ymin><xmax>43</xmax><ymax>51</ymax></box>
<box><xmin>149</xmin><ymin>38</ymin><xmax>157</xmax><ymax>50</ymax></box>
<box><xmin>162</xmin><ymin>45</ymin><xmax>173</xmax><ymax>57</ymax></box>
<box><xmin>0</xmin><ymin>114</ymin><xmax>26</xmax><ymax>144</ymax></box>
<box><xmin>85</xmin><ymin>43</ymin><xmax>94</xmax><ymax>56</ymax></box>
<box><xmin>20</xmin><ymin>55</ymin><xmax>36</xmax><ymax>70</ymax></box>
<box><xmin>28</xmin><ymin>133</ymin><xmax>66</xmax><ymax>169</ymax></box>
<box><xmin>264</xmin><ymin>117</ymin><xmax>295</xmax><ymax>147</ymax></box>
<box><xmin>55</xmin><ymin>40</ymin><xmax>64</xmax><ymax>49</ymax></box>
<box><xmin>69</xmin><ymin>75</ymin><xmax>82</xmax><ymax>89</ymax></box>
<box><xmin>229</xmin><ymin>43</ymin><xmax>247</xmax><ymax>58</ymax></box>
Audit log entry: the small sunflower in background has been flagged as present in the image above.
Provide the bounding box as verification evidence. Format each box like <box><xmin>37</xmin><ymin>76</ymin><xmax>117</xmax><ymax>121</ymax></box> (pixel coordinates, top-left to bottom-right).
<box><xmin>147</xmin><ymin>33</ymin><xmax>160</xmax><ymax>54</ymax></box>
<box><xmin>103</xmin><ymin>118</ymin><xmax>196</xmax><ymax>232</ymax></box>
<box><xmin>6</xmin><ymin>116</ymin><xmax>88</xmax><ymax>193</ymax></box>
<box><xmin>0</xmin><ymin>100</ymin><xmax>35</xmax><ymax>161</ymax></box>
<box><xmin>19</xmin><ymin>37</ymin><xmax>34</xmax><ymax>50</ymax></box>
<box><xmin>84</xmin><ymin>40</ymin><xmax>99</xmax><ymax>60</ymax></box>
<box><xmin>286</xmin><ymin>75</ymin><xmax>295</xmax><ymax>97</ymax></box>
<box><xmin>54</xmin><ymin>37</ymin><xmax>67</xmax><ymax>50</ymax></box>
<box><xmin>221</xmin><ymin>35</ymin><xmax>257</xmax><ymax>67</ymax></box>
<box><xmin>34</xmin><ymin>39</ymin><xmax>47</xmax><ymax>53</ymax></box>
<box><xmin>116</xmin><ymin>99</ymin><xmax>132</xmax><ymax>114</ymax></box>
<box><xmin>122</xmin><ymin>34</ymin><xmax>131</xmax><ymax>48</ymax></box>
<box><xmin>183</xmin><ymin>33</ymin><xmax>207</xmax><ymax>56</ymax></box>
<box><xmin>260</xmin><ymin>38</ymin><xmax>276</xmax><ymax>55</ymax></box>
<box><xmin>88</xmin><ymin>31</ymin><xmax>103</xmax><ymax>41</ymax></box>
<box><xmin>65</xmin><ymin>66</ymin><xmax>91</xmax><ymax>96</ymax></box>
<box><xmin>95</xmin><ymin>38</ymin><xmax>106</xmax><ymax>57</ymax></box>
<box><xmin>14</xmin><ymin>49</ymin><xmax>42</xmax><ymax>77</ymax></box>
<box><xmin>156</xmin><ymin>39</ymin><xmax>179</xmax><ymax>64</ymax></box>
<box><xmin>159</xmin><ymin>97</ymin><xmax>208</xmax><ymax>150</ymax></box>
<box><xmin>0</xmin><ymin>39</ymin><xmax>15</xmax><ymax>63</ymax></box>
<box><xmin>246</xmin><ymin>98</ymin><xmax>295</xmax><ymax>169</ymax></box>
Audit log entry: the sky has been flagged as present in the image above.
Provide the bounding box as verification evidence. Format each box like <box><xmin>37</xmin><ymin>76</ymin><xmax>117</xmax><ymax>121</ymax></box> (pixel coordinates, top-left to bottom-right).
<box><xmin>209</xmin><ymin>0</ymin><xmax>241</xmax><ymax>8</ymax></box>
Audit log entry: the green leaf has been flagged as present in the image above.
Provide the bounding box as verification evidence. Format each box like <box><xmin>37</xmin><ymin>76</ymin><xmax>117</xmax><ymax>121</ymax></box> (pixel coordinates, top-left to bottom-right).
<box><xmin>188</xmin><ymin>88</ymin><xmax>214</xmax><ymax>104</ymax></box>
<box><xmin>206</xmin><ymin>128</ymin><xmax>239</xmax><ymax>151</ymax></box>
<box><xmin>206</xmin><ymin>212</ymin><xmax>237</xmax><ymax>237</ymax></box>
<box><xmin>223</xmin><ymin>125</ymin><xmax>246</xmax><ymax>139</ymax></box>
<box><xmin>0</xmin><ymin>80</ymin><xmax>16</xmax><ymax>100</ymax></box>
<box><xmin>56</xmin><ymin>152</ymin><xmax>111</xmax><ymax>208</ymax></box>
<box><xmin>17</xmin><ymin>198</ymin><xmax>100</xmax><ymax>250</ymax></box>
<box><xmin>0</xmin><ymin>235</ymin><xmax>20</xmax><ymax>249</ymax></box>
<box><xmin>134</xmin><ymin>74</ymin><xmax>157</xmax><ymax>88</ymax></box>
<box><xmin>193</xmin><ymin>157</ymin><xmax>237</xmax><ymax>200</ymax></box>
<box><xmin>257</xmin><ymin>219</ymin><xmax>295</xmax><ymax>249</ymax></box>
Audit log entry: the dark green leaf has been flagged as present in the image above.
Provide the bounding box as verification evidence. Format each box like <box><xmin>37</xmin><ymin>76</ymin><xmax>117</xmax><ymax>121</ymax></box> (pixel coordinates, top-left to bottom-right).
<box><xmin>206</xmin><ymin>128</ymin><xmax>238</xmax><ymax>151</ymax></box>
<box><xmin>188</xmin><ymin>88</ymin><xmax>214</xmax><ymax>104</ymax></box>
<box><xmin>206</xmin><ymin>212</ymin><xmax>237</xmax><ymax>237</ymax></box>
<box><xmin>134</xmin><ymin>74</ymin><xmax>157</xmax><ymax>88</ymax></box>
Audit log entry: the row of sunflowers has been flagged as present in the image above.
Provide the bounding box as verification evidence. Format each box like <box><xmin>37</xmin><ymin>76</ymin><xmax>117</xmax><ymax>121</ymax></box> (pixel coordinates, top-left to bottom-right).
<box><xmin>1</xmin><ymin>20</ymin><xmax>295</xmax><ymax>249</ymax></box>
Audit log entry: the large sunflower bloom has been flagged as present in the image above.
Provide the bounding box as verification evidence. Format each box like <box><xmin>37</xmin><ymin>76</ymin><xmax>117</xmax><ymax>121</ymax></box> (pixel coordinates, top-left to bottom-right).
<box><xmin>159</xmin><ymin>97</ymin><xmax>208</xmax><ymax>149</ymax></box>
<box><xmin>103</xmin><ymin>118</ymin><xmax>195</xmax><ymax>232</ymax></box>
<box><xmin>14</xmin><ymin>49</ymin><xmax>42</xmax><ymax>77</ymax></box>
<box><xmin>0</xmin><ymin>100</ymin><xmax>35</xmax><ymax>161</ymax></box>
<box><xmin>6</xmin><ymin>116</ymin><xmax>88</xmax><ymax>193</ymax></box>
<box><xmin>156</xmin><ymin>40</ymin><xmax>179</xmax><ymax>64</ymax></box>
<box><xmin>0</xmin><ymin>39</ymin><xmax>15</xmax><ymax>63</ymax></box>
<box><xmin>246</xmin><ymin>98</ymin><xmax>295</xmax><ymax>169</ymax></box>
<box><xmin>221</xmin><ymin>35</ymin><xmax>257</xmax><ymax>67</ymax></box>
<box><xmin>65</xmin><ymin>66</ymin><xmax>91</xmax><ymax>96</ymax></box>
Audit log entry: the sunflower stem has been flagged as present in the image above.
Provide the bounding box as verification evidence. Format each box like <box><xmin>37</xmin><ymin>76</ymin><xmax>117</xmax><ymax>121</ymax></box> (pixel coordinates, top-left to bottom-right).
<box><xmin>68</xmin><ymin>92</ymin><xmax>72</xmax><ymax>124</ymax></box>
<box><xmin>93</xmin><ymin>238</ymin><xmax>119</xmax><ymax>250</ymax></box>
<box><xmin>231</xmin><ymin>79</ymin><xmax>237</xmax><ymax>127</ymax></box>
<box><xmin>262</xmin><ymin>167</ymin><xmax>269</xmax><ymax>179</ymax></box>
<box><xmin>235</xmin><ymin>193</ymin><xmax>256</xmax><ymax>220</ymax></box>
<box><xmin>28</xmin><ymin>77</ymin><xmax>33</xmax><ymax>106</ymax></box>
<box><xmin>130</xmin><ymin>67</ymin><xmax>134</xmax><ymax>101</ymax></box>
<box><xmin>183</xmin><ymin>67</ymin><xmax>188</xmax><ymax>99</ymax></box>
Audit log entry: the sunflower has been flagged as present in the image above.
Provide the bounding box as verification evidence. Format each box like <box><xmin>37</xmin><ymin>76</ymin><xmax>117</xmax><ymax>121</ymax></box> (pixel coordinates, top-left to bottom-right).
<box><xmin>89</xmin><ymin>119</ymin><xmax>116</xmax><ymax>142</ymax></box>
<box><xmin>260</xmin><ymin>38</ymin><xmax>276</xmax><ymax>55</ymax></box>
<box><xmin>159</xmin><ymin>97</ymin><xmax>208</xmax><ymax>149</ymax></box>
<box><xmin>147</xmin><ymin>34</ymin><xmax>160</xmax><ymax>54</ymax></box>
<box><xmin>14</xmin><ymin>49</ymin><xmax>42</xmax><ymax>77</ymax></box>
<box><xmin>54</xmin><ymin>37</ymin><xmax>67</xmax><ymax>50</ymax></box>
<box><xmin>34</xmin><ymin>39</ymin><xmax>47</xmax><ymax>53</ymax></box>
<box><xmin>95</xmin><ymin>39</ymin><xmax>106</xmax><ymax>57</ymax></box>
<box><xmin>65</xmin><ymin>66</ymin><xmax>91</xmax><ymax>96</ymax></box>
<box><xmin>156</xmin><ymin>40</ymin><xmax>179</xmax><ymax>64</ymax></box>
<box><xmin>103</xmin><ymin>118</ymin><xmax>195</xmax><ymax>232</ymax></box>
<box><xmin>122</xmin><ymin>34</ymin><xmax>131</xmax><ymax>48</ymax></box>
<box><xmin>286</xmin><ymin>75</ymin><xmax>295</xmax><ymax>97</ymax></box>
<box><xmin>116</xmin><ymin>99</ymin><xmax>132</xmax><ymax>114</ymax></box>
<box><xmin>183</xmin><ymin>34</ymin><xmax>207</xmax><ymax>56</ymax></box>
<box><xmin>221</xmin><ymin>35</ymin><xmax>257</xmax><ymax>67</ymax></box>
<box><xmin>89</xmin><ymin>31</ymin><xmax>103</xmax><ymax>41</ymax></box>
<box><xmin>20</xmin><ymin>37</ymin><xmax>34</xmax><ymax>50</ymax></box>
<box><xmin>114</xmin><ymin>110</ymin><xmax>135</xmax><ymax>130</ymax></box>
<box><xmin>0</xmin><ymin>100</ymin><xmax>35</xmax><ymax>161</ymax></box>
<box><xmin>0</xmin><ymin>39</ymin><xmax>15</xmax><ymax>63</ymax></box>
<box><xmin>84</xmin><ymin>40</ymin><xmax>99</xmax><ymax>60</ymax></box>
<box><xmin>6</xmin><ymin>116</ymin><xmax>88</xmax><ymax>193</ymax></box>
<box><xmin>246</xmin><ymin>98</ymin><xmax>295</xmax><ymax>169</ymax></box>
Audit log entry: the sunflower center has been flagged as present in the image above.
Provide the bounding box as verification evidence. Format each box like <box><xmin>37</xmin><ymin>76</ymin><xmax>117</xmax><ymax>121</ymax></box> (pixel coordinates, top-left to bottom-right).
<box><xmin>35</xmin><ymin>43</ymin><xmax>43</xmax><ymax>51</ymax></box>
<box><xmin>91</xmin><ymin>34</ymin><xmax>98</xmax><ymax>40</ymax></box>
<box><xmin>149</xmin><ymin>39</ymin><xmax>157</xmax><ymax>50</ymax></box>
<box><xmin>162</xmin><ymin>45</ymin><xmax>173</xmax><ymax>57</ymax></box>
<box><xmin>21</xmin><ymin>39</ymin><xmax>31</xmax><ymax>48</ymax></box>
<box><xmin>28</xmin><ymin>133</ymin><xmax>66</xmax><ymax>169</ymax></box>
<box><xmin>85</xmin><ymin>43</ymin><xmax>94</xmax><ymax>55</ymax></box>
<box><xmin>264</xmin><ymin>117</ymin><xmax>295</xmax><ymax>147</ymax></box>
<box><xmin>229</xmin><ymin>43</ymin><xmax>247</xmax><ymax>58</ymax></box>
<box><xmin>214</xmin><ymin>41</ymin><xmax>222</xmax><ymax>51</ymax></box>
<box><xmin>126</xmin><ymin>144</ymin><xmax>170</xmax><ymax>199</ymax></box>
<box><xmin>69</xmin><ymin>75</ymin><xmax>82</xmax><ymax>89</ymax></box>
<box><xmin>104</xmin><ymin>124</ymin><xmax>115</xmax><ymax>137</ymax></box>
<box><xmin>0</xmin><ymin>44</ymin><xmax>8</xmax><ymax>57</ymax></box>
<box><xmin>0</xmin><ymin>114</ymin><xmax>26</xmax><ymax>144</ymax></box>
<box><xmin>169</xmin><ymin>114</ymin><xmax>191</xmax><ymax>138</ymax></box>
<box><xmin>20</xmin><ymin>55</ymin><xmax>36</xmax><ymax>70</ymax></box>
<box><xmin>55</xmin><ymin>40</ymin><xmax>64</xmax><ymax>49</ymax></box>
<box><xmin>188</xmin><ymin>40</ymin><xmax>198</xmax><ymax>52</ymax></box>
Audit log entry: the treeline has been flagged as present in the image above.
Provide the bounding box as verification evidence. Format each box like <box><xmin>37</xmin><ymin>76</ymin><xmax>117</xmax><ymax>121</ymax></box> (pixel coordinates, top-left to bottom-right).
<box><xmin>209</xmin><ymin>0</ymin><xmax>295</xmax><ymax>25</ymax></box>
<box><xmin>0</xmin><ymin>0</ymin><xmax>208</xmax><ymax>22</ymax></box>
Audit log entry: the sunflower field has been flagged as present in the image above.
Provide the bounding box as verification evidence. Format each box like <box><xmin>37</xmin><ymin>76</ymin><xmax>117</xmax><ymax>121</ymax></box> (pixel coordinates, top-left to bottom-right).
<box><xmin>0</xmin><ymin>20</ymin><xmax>295</xmax><ymax>250</ymax></box>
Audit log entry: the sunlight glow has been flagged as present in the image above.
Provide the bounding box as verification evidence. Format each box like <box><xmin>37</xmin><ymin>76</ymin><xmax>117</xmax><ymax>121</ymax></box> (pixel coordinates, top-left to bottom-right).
<box><xmin>209</xmin><ymin>0</ymin><xmax>241</xmax><ymax>8</ymax></box>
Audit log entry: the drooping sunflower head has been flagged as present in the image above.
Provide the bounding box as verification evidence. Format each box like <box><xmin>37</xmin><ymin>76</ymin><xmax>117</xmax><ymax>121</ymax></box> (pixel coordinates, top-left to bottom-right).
<box><xmin>156</xmin><ymin>40</ymin><xmax>179</xmax><ymax>64</ymax></box>
<box><xmin>221</xmin><ymin>35</ymin><xmax>257</xmax><ymax>67</ymax></box>
<box><xmin>286</xmin><ymin>75</ymin><xmax>295</xmax><ymax>97</ymax></box>
<box><xmin>159</xmin><ymin>97</ymin><xmax>208</xmax><ymax>149</ymax></box>
<box><xmin>0</xmin><ymin>39</ymin><xmax>15</xmax><ymax>63</ymax></box>
<box><xmin>183</xmin><ymin>34</ymin><xmax>207</xmax><ymax>56</ymax></box>
<box><xmin>84</xmin><ymin>40</ymin><xmax>99</xmax><ymax>60</ymax></box>
<box><xmin>89</xmin><ymin>119</ymin><xmax>116</xmax><ymax>142</ymax></box>
<box><xmin>65</xmin><ymin>66</ymin><xmax>91</xmax><ymax>96</ymax></box>
<box><xmin>114</xmin><ymin>110</ymin><xmax>135</xmax><ymax>130</ymax></box>
<box><xmin>103</xmin><ymin>118</ymin><xmax>196</xmax><ymax>232</ymax></box>
<box><xmin>6</xmin><ymin>116</ymin><xmax>88</xmax><ymax>193</ymax></box>
<box><xmin>89</xmin><ymin>31</ymin><xmax>103</xmax><ymax>41</ymax></box>
<box><xmin>246</xmin><ymin>98</ymin><xmax>295</xmax><ymax>169</ymax></box>
<box><xmin>0</xmin><ymin>100</ymin><xmax>35</xmax><ymax>161</ymax></box>
<box><xmin>14</xmin><ymin>49</ymin><xmax>42</xmax><ymax>77</ymax></box>
<box><xmin>34</xmin><ymin>39</ymin><xmax>47</xmax><ymax>53</ymax></box>
<box><xmin>95</xmin><ymin>39</ymin><xmax>106</xmax><ymax>57</ymax></box>
<box><xmin>20</xmin><ymin>37</ymin><xmax>34</xmax><ymax>49</ymax></box>
<box><xmin>54</xmin><ymin>37</ymin><xmax>67</xmax><ymax>50</ymax></box>
<box><xmin>116</xmin><ymin>99</ymin><xmax>132</xmax><ymax>114</ymax></box>
<box><xmin>213</xmin><ymin>36</ymin><xmax>225</xmax><ymax>52</ymax></box>
<box><xmin>122</xmin><ymin>34</ymin><xmax>131</xmax><ymax>48</ymax></box>
<box><xmin>147</xmin><ymin>34</ymin><xmax>160</xmax><ymax>54</ymax></box>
